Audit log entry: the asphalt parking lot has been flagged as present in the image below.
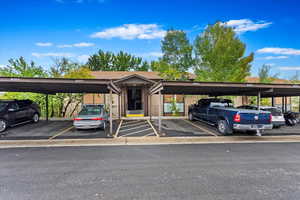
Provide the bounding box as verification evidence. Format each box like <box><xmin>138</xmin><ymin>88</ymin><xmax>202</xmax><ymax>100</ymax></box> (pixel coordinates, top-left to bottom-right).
<box><xmin>153</xmin><ymin>119</ymin><xmax>300</xmax><ymax>137</ymax></box>
<box><xmin>0</xmin><ymin>120</ymin><xmax>119</xmax><ymax>140</ymax></box>
<box><xmin>0</xmin><ymin>119</ymin><xmax>299</xmax><ymax>140</ymax></box>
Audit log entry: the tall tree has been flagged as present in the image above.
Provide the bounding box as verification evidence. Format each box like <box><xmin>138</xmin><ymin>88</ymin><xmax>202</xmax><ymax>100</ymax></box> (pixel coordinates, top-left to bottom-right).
<box><xmin>0</xmin><ymin>57</ymin><xmax>47</xmax><ymax>77</ymax></box>
<box><xmin>258</xmin><ymin>64</ymin><xmax>279</xmax><ymax>83</ymax></box>
<box><xmin>87</xmin><ymin>50</ymin><xmax>149</xmax><ymax>71</ymax></box>
<box><xmin>161</xmin><ymin>30</ymin><xmax>193</xmax><ymax>73</ymax></box>
<box><xmin>194</xmin><ymin>22</ymin><xmax>254</xmax><ymax>82</ymax></box>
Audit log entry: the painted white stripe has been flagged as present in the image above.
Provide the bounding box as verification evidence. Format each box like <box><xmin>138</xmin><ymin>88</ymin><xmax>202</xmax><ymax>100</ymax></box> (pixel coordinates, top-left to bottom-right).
<box><xmin>119</xmin><ymin>124</ymin><xmax>149</xmax><ymax>132</ymax></box>
<box><xmin>121</xmin><ymin>121</ymin><xmax>147</xmax><ymax>128</ymax></box>
<box><xmin>121</xmin><ymin>128</ymin><xmax>153</xmax><ymax>137</ymax></box>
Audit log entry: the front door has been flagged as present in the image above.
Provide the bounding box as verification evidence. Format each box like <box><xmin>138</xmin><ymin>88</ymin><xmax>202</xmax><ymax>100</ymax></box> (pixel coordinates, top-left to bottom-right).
<box><xmin>127</xmin><ymin>87</ymin><xmax>144</xmax><ymax>117</ymax></box>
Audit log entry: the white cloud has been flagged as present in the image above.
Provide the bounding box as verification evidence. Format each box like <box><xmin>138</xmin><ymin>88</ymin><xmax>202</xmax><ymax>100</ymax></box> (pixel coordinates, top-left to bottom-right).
<box><xmin>0</xmin><ymin>64</ymin><xmax>6</xmax><ymax>68</ymax></box>
<box><xmin>257</xmin><ymin>47</ymin><xmax>300</xmax><ymax>55</ymax></box>
<box><xmin>278</xmin><ymin>66</ymin><xmax>300</xmax><ymax>71</ymax></box>
<box><xmin>258</xmin><ymin>56</ymin><xmax>289</xmax><ymax>60</ymax></box>
<box><xmin>224</xmin><ymin>19</ymin><xmax>272</xmax><ymax>33</ymax></box>
<box><xmin>57</xmin><ymin>42</ymin><xmax>94</xmax><ymax>48</ymax></box>
<box><xmin>90</xmin><ymin>24</ymin><xmax>166</xmax><ymax>40</ymax></box>
<box><xmin>77</xmin><ymin>55</ymin><xmax>90</xmax><ymax>63</ymax></box>
<box><xmin>32</xmin><ymin>52</ymin><xmax>74</xmax><ymax>58</ymax></box>
<box><xmin>35</xmin><ymin>42</ymin><xmax>53</xmax><ymax>47</ymax></box>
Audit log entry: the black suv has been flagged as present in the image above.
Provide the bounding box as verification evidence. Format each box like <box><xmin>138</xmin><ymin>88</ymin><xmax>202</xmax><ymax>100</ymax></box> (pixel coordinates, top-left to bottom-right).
<box><xmin>0</xmin><ymin>100</ymin><xmax>40</xmax><ymax>132</ymax></box>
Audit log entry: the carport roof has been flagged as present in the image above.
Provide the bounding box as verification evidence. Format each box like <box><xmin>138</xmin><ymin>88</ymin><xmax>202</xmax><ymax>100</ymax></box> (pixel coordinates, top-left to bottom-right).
<box><xmin>157</xmin><ymin>81</ymin><xmax>300</xmax><ymax>97</ymax></box>
<box><xmin>0</xmin><ymin>77</ymin><xmax>112</xmax><ymax>94</ymax></box>
<box><xmin>1</xmin><ymin>76</ymin><xmax>300</xmax><ymax>97</ymax></box>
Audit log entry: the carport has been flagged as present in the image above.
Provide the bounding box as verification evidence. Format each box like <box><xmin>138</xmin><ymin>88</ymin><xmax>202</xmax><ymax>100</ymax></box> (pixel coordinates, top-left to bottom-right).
<box><xmin>0</xmin><ymin>77</ymin><xmax>121</xmax><ymax>136</ymax></box>
<box><xmin>150</xmin><ymin>81</ymin><xmax>300</xmax><ymax>133</ymax></box>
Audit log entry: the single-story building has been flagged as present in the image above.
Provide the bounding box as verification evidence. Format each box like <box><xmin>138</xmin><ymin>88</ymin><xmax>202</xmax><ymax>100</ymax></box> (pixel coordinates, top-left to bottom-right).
<box><xmin>82</xmin><ymin>71</ymin><xmax>293</xmax><ymax>118</ymax></box>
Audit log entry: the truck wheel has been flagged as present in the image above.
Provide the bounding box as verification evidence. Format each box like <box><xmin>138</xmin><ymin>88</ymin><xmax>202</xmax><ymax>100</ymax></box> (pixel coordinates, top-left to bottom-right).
<box><xmin>188</xmin><ymin>112</ymin><xmax>194</xmax><ymax>121</ymax></box>
<box><xmin>217</xmin><ymin>120</ymin><xmax>232</xmax><ymax>135</ymax></box>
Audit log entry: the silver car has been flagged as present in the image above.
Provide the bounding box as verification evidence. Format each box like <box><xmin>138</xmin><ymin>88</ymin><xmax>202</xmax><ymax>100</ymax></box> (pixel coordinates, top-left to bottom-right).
<box><xmin>73</xmin><ymin>104</ymin><xmax>108</xmax><ymax>130</ymax></box>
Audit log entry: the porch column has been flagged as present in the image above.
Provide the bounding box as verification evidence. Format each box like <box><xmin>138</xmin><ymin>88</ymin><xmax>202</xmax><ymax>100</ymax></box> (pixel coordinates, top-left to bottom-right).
<box><xmin>271</xmin><ymin>97</ymin><xmax>275</xmax><ymax>107</ymax></box>
<box><xmin>109</xmin><ymin>89</ymin><xmax>113</xmax><ymax>135</ymax></box>
<box><xmin>149</xmin><ymin>94</ymin><xmax>152</xmax><ymax>120</ymax></box>
<box><xmin>158</xmin><ymin>90</ymin><xmax>162</xmax><ymax>133</ymax></box>
<box><xmin>118</xmin><ymin>94</ymin><xmax>121</xmax><ymax>120</ymax></box>
<box><xmin>257</xmin><ymin>91</ymin><xmax>261</xmax><ymax>110</ymax></box>
<box><xmin>282</xmin><ymin>97</ymin><xmax>285</xmax><ymax>113</ymax></box>
<box><xmin>45</xmin><ymin>94</ymin><xmax>49</xmax><ymax>121</ymax></box>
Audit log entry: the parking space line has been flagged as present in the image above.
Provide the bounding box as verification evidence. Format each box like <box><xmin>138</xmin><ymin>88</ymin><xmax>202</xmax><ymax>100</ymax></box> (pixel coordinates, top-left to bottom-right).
<box><xmin>121</xmin><ymin>121</ymin><xmax>147</xmax><ymax>128</ymax></box>
<box><xmin>147</xmin><ymin>120</ymin><xmax>159</xmax><ymax>137</ymax></box>
<box><xmin>183</xmin><ymin>120</ymin><xmax>218</xmax><ymax>137</ymax></box>
<box><xmin>114</xmin><ymin>120</ymin><xmax>123</xmax><ymax>138</ymax></box>
<box><xmin>143</xmin><ymin>132</ymin><xmax>156</xmax><ymax>137</ymax></box>
<box><xmin>49</xmin><ymin>126</ymin><xmax>74</xmax><ymax>140</ymax></box>
<box><xmin>119</xmin><ymin>124</ymin><xmax>149</xmax><ymax>132</ymax></box>
<box><xmin>122</xmin><ymin>120</ymin><xmax>140</xmax><ymax>125</ymax></box>
<box><xmin>120</xmin><ymin>128</ymin><xmax>153</xmax><ymax>137</ymax></box>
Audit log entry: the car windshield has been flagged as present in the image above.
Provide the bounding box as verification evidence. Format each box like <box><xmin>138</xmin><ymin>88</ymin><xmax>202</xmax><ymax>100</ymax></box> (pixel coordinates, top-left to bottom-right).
<box><xmin>262</xmin><ymin>108</ymin><xmax>282</xmax><ymax>116</ymax></box>
<box><xmin>210</xmin><ymin>102</ymin><xmax>233</xmax><ymax>108</ymax></box>
<box><xmin>0</xmin><ymin>102</ymin><xmax>8</xmax><ymax>111</ymax></box>
<box><xmin>79</xmin><ymin>105</ymin><xmax>103</xmax><ymax>116</ymax></box>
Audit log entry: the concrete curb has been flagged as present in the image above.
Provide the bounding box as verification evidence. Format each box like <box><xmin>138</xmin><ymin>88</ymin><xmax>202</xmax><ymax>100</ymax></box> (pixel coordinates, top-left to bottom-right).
<box><xmin>1</xmin><ymin>135</ymin><xmax>300</xmax><ymax>148</ymax></box>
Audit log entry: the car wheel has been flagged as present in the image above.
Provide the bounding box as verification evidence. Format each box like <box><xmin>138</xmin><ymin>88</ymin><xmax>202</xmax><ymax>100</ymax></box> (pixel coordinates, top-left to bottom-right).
<box><xmin>0</xmin><ymin>119</ymin><xmax>7</xmax><ymax>133</ymax></box>
<box><xmin>188</xmin><ymin>112</ymin><xmax>194</xmax><ymax>121</ymax></box>
<box><xmin>32</xmin><ymin>113</ymin><xmax>39</xmax><ymax>123</ymax></box>
<box><xmin>217</xmin><ymin>120</ymin><xmax>232</xmax><ymax>135</ymax></box>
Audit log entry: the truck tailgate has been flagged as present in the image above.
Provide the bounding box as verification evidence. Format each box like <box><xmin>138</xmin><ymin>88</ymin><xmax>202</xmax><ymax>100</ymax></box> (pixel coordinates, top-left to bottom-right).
<box><xmin>239</xmin><ymin>112</ymin><xmax>271</xmax><ymax>124</ymax></box>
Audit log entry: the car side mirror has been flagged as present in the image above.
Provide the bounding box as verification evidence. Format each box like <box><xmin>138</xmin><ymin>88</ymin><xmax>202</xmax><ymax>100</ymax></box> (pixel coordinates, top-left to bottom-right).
<box><xmin>8</xmin><ymin>108</ymin><xmax>16</xmax><ymax>112</ymax></box>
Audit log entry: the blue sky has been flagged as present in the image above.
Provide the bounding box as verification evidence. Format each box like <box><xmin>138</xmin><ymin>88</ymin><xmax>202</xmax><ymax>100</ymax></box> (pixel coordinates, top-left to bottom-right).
<box><xmin>1</xmin><ymin>0</ymin><xmax>300</xmax><ymax>79</ymax></box>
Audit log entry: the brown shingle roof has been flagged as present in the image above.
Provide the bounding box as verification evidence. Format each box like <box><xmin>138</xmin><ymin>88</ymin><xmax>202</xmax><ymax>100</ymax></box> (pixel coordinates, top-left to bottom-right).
<box><xmin>90</xmin><ymin>71</ymin><xmax>196</xmax><ymax>80</ymax></box>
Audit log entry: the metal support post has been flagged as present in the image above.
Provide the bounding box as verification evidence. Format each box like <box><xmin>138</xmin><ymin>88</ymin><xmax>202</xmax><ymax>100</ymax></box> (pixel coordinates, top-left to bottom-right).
<box><xmin>109</xmin><ymin>89</ymin><xmax>113</xmax><ymax>135</ymax></box>
<box><xmin>158</xmin><ymin>90</ymin><xmax>162</xmax><ymax>134</ymax></box>
<box><xmin>257</xmin><ymin>91</ymin><xmax>261</xmax><ymax>110</ymax></box>
<box><xmin>45</xmin><ymin>94</ymin><xmax>49</xmax><ymax>121</ymax></box>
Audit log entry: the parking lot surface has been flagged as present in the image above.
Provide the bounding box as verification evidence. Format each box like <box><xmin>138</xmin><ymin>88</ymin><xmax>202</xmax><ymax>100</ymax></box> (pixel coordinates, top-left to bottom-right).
<box><xmin>0</xmin><ymin>120</ymin><xmax>118</xmax><ymax>140</ymax></box>
<box><xmin>0</xmin><ymin>119</ymin><xmax>299</xmax><ymax>140</ymax></box>
<box><xmin>1</xmin><ymin>143</ymin><xmax>300</xmax><ymax>200</ymax></box>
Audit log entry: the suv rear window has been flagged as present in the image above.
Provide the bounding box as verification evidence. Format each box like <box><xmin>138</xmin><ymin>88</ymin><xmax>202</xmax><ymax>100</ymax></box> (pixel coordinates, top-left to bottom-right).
<box><xmin>17</xmin><ymin>100</ymin><xmax>31</xmax><ymax>108</ymax></box>
<box><xmin>79</xmin><ymin>105</ymin><xmax>103</xmax><ymax>115</ymax></box>
<box><xmin>262</xmin><ymin>108</ymin><xmax>282</xmax><ymax>116</ymax></box>
<box><xmin>0</xmin><ymin>102</ymin><xmax>8</xmax><ymax>111</ymax></box>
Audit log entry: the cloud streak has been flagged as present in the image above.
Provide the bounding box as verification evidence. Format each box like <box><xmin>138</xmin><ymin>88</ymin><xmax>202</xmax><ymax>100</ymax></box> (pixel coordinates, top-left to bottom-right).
<box><xmin>32</xmin><ymin>52</ymin><xmax>74</xmax><ymax>58</ymax></box>
<box><xmin>257</xmin><ymin>47</ymin><xmax>300</xmax><ymax>55</ymax></box>
<box><xmin>35</xmin><ymin>42</ymin><xmax>53</xmax><ymax>47</ymax></box>
<box><xmin>224</xmin><ymin>19</ymin><xmax>272</xmax><ymax>33</ymax></box>
<box><xmin>57</xmin><ymin>42</ymin><xmax>95</xmax><ymax>48</ymax></box>
<box><xmin>90</xmin><ymin>24</ymin><xmax>166</xmax><ymax>40</ymax></box>
<box><xmin>258</xmin><ymin>56</ymin><xmax>289</xmax><ymax>60</ymax></box>
<box><xmin>278</xmin><ymin>66</ymin><xmax>300</xmax><ymax>71</ymax></box>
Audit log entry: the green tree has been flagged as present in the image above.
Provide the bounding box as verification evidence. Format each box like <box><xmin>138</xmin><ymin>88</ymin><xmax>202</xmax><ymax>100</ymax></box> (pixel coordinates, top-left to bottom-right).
<box><xmin>151</xmin><ymin>60</ymin><xmax>184</xmax><ymax>80</ymax></box>
<box><xmin>258</xmin><ymin>64</ymin><xmax>279</xmax><ymax>83</ymax></box>
<box><xmin>194</xmin><ymin>22</ymin><xmax>254</xmax><ymax>82</ymax></box>
<box><xmin>87</xmin><ymin>50</ymin><xmax>150</xmax><ymax>71</ymax></box>
<box><xmin>0</xmin><ymin>57</ymin><xmax>47</xmax><ymax>77</ymax></box>
<box><xmin>161</xmin><ymin>30</ymin><xmax>193</xmax><ymax>73</ymax></box>
<box><xmin>48</xmin><ymin>58</ymin><xmax>93</xmax><ymax>117</ymax></box>
<box><xmin>0</xmin><ymin>57</ymin><xmax>48</xmax><ymax>116</ymax></box>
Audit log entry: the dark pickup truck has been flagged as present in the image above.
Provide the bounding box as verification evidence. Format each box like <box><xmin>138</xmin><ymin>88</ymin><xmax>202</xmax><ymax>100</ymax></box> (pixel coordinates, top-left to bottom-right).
<box><xmin>188</xmin><ymin>98</ymin><xmax>273</xmax><ymax>135</ymax></box>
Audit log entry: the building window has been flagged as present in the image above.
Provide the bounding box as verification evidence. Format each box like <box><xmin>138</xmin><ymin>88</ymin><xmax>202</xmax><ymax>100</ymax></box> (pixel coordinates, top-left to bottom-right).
<box><xmin>163</xmin><ymin>95</ymin><xmax>185</xmax><ymax>116</ymax></box>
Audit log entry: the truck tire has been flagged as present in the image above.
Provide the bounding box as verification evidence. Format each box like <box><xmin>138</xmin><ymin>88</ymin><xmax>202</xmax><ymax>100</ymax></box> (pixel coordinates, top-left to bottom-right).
<box><xmin>188</xmin><ymin>112</ymin><xmax>194</xmax><ymax>121</ymax></box>
<box><xmin>217</xmin><ymin>120</ymin><xmax>232</xmax><ymax>135</ymax></box>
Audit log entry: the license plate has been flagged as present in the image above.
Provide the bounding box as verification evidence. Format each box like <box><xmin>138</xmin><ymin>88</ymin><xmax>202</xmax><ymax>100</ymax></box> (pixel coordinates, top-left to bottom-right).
<box><xmin>251</xmin><ymin>125</ymin><xmax>263</xmax><ymax>129</ymax></box>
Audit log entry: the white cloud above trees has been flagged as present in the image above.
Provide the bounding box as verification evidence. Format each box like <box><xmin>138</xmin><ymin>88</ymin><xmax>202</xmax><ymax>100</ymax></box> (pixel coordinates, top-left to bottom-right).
<box><xmin>224</xmin><ymin>19</ymin><xmax>272</xmax><ymax>33</ymax></box>
<box><xmin>90</xmin><ymin>24</ymin><xmax>166</xmax><ymax>40</ymax></box>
